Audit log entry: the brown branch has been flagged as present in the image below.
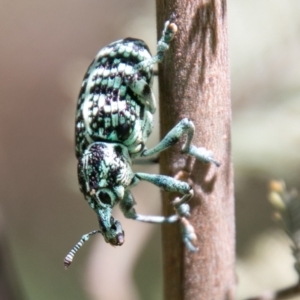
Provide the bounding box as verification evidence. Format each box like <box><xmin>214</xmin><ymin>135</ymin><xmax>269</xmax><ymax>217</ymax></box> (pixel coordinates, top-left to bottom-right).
<box><xmin>156</xmin><ymin>1</ymin><xmax>235</xmax><ymax>300</ymax></box>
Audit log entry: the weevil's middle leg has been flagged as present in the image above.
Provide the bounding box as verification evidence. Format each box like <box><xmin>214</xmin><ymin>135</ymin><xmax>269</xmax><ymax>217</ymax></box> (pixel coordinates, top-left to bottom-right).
<box><xmin>142</xmin><ymin>118</ymin><xmax>220</xmax><ymax>166</ymax></box>
<box><xmin>131</xmin><ymin>172</ymin><xmax>198</xmax><ymax>251</ymax></box>
<box><xmin>120</xmin><ymin>189</ymin><xmax>198</xmax><ymax>252</ymax></box>
<box><xmin>120</xmin><ymin>190</ymin><xmax>179</xmax><ymax>224</ymax></box>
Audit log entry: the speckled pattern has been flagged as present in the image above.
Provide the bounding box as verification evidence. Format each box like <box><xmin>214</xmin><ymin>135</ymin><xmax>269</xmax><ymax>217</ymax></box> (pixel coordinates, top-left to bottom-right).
<box><xmin>75</xmin><ymin>38</ymin><xmax>154</xmax><ymax>159</ymax></box>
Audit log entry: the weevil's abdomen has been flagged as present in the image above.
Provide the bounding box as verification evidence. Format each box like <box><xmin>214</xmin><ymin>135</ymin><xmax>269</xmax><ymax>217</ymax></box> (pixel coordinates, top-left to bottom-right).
<box><xmin>75</xmin><ymin>38</ymin><xmax>154</xmax><ymax>159</ymax></box>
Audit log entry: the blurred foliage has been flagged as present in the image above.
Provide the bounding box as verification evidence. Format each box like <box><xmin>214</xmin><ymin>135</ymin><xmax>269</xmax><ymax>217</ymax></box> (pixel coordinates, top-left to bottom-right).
<box><xmin>268</xmin><ymin>181</ymin><xmax>300</xmax><ymax>277</ymax></box>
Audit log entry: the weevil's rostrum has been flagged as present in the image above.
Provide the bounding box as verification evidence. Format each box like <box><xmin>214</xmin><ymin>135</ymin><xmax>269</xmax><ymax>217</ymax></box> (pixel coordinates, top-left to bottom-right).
<box><xmin>64</xmin><ymin>15</ymin><xmax>220</xmax><ymax>269</ymax></box>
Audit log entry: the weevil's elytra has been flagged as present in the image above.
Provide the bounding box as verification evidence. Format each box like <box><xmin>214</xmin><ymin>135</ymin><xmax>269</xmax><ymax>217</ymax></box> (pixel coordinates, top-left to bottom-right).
<box><xmin>75</xmin><ymin>38</ymin><xmax>155</xmax><ymax>160</ymax></box>
<box><xmin>64</xmin><ymin>15</ymin><xmax>220</xmax><ymax>269</ymax></box>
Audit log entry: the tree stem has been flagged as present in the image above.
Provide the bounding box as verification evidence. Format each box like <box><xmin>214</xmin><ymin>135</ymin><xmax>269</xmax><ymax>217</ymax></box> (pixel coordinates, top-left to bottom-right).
<box><xmin>156</xmin><ymin>1</ymin><xmax>235</xmax><ymax>299</ymax></box>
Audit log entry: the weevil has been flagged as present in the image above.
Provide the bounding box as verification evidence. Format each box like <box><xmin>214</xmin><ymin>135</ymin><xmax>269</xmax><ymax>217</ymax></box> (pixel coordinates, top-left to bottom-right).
<box><xmin>64</xmin><ymin>15</ymin><xmax>220</xmax><ymax>268</ymax></box>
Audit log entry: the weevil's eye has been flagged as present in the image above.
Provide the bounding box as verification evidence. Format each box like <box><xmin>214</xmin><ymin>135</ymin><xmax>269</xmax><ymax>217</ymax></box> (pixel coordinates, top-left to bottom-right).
<box><xmin>99</xmin><ymin>191</ymin><xmax>111</xmax><ymax>205</ymax></box>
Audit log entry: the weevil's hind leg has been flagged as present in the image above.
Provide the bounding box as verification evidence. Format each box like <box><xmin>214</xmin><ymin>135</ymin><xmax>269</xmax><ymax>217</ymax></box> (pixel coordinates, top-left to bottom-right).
<box><xmin>64</xmin><ymin>230</ymin><xmax>101</xmax><ymax>269</ymax></box>
<box><xmin>142</xmin><ymin>118</ymin><xmax>220</xmax><ymax>166</ymax></box>
<box><xmin>120</xmin><ymin>190</ymin><xmax>179</xmax><ymax>223</ymax></box>
<box><xmin>133</xmin><ymin>172</ymin><xmax>198</xmax><ymax>251</ymax></box>
<box><xmin>134</xmin><ymin>15</ymin><xmax>178</xmax><ymax>72</ymax></box>
<box><xmin>127</xmin><ymin>16</ymin><xmax>177</xmax><ymax>114</ymax></box>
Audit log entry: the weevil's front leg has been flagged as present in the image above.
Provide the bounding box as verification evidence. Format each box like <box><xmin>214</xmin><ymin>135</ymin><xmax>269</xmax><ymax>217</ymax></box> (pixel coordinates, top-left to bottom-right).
<box><xmin>135</xmin><ymin>172</ymin><xmax>193</xmax><ymax>215</ymax></box>
<box><xmin>134</xmin><ymin>172</ymin><xmax>198</xmax><ymax>251</ymax></box>
<box><xmin>142</xmin><ymin>118</ymin><xmax>220</xmax><ymax>166</ymax></box>
<box><xmin>120</xmin><ymin>189</ymin><xmax>178</xmax><ymax>223</ymax></box>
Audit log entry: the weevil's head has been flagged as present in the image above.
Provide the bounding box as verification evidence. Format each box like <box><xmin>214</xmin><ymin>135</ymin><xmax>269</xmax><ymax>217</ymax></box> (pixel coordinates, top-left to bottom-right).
<box><xmin>77</xmin><ymin>142</ymin><xmax>134</xmax><ymax>246</ymax></box>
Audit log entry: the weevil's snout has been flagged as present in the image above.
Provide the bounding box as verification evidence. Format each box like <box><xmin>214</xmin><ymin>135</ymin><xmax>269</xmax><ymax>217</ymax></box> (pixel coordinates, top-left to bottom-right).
<box><xmin>98</xmin><ymin>216</ymin><xmax>125</xmax><ymax>246</ymax></box>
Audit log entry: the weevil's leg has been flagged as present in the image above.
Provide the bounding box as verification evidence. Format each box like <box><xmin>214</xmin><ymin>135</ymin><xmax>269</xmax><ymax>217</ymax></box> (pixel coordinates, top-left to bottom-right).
<box><xmin>135</xmin><ymin>172</ymin><xmax>194</xmax><ymax>207</ymax></box>
<box><xmin>180</xmin><ymin>218</ymin><xmax>198</xmax><ymax>252</ymax></box>
<box><xmin>134</xmin><ymin>16</ymin><xmax>178</xmax><ymax>72</ymax></box>
<box><xmin>127</xmin><ymin>16</ymin><xmax>177</xmax><ymax>113</ymax></box>
<box><xmin>120</xmin><ymin>190</ymin><xmax>179</xmax><ymax>223</ymax></box>
<box><xmin>64</xmin><ymin>230</ymin><xmax>100</xmax><ymax>269</ymax></box>
<box><xmin>134</xmin><ymin>172</ymin><xmax>197</xmax><ymax>250</ymax></box>
<box><xmin>142</xmin><ymin>118</ymin><xmax>220</xmax><ymax>166</ymax></box>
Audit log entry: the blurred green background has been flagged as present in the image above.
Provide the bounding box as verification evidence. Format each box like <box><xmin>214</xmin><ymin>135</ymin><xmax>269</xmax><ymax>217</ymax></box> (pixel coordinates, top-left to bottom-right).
<box><xmin>0</xmin><ymin>0</ymin><xmax>299</xmax><ymax>299</ymax></box>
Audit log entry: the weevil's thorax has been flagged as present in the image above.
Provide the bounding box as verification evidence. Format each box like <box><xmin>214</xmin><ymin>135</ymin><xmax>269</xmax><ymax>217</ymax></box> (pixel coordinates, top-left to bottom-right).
<box><xmin>77</xmin><ymin>142</ymin><xmax>134</xmax><ymax>210</ymax></box>
<box><xmin>75</xmin><ymin>38</ymin><xmax>155</xmax><ymax>160</ymax></box>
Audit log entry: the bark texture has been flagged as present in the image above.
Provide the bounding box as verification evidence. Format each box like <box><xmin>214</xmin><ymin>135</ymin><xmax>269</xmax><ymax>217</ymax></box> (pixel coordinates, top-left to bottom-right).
<box><xmin>156</xmin><ymin>1</ymin><xmax>235</xmax><ymax>299</ymax></box>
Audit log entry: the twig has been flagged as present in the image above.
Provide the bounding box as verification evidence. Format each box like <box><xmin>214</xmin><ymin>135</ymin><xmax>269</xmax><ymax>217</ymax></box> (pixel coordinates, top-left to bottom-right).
<box><xmin>156</xmin><ymin>1</ymin><xmax>235</xmax><ymax>299</ymax></box>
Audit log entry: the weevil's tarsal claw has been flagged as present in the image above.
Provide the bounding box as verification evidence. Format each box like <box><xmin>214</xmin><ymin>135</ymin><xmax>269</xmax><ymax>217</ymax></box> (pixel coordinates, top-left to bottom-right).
<box><xmin>172</xmin><ymin>198</ymin><xmax>198</xmax><ymax>251</ymax></box>
<box><xmin>169</xmin><ymin>12</ymin><xmax>177</xmax><ymax>23</ymax></box>
<box><xmin>180</xmin><ymin>217</ymin><xmax>198</xmax><ymax>252</ymax></box>
<box><xmin>188</xmin><ymin>145</ymin><xmax>221</xmax><ymax>167</ymax></box>
<box><xmin>183</xmin><ymin>236</ymin><xmax>199</xmax><ymax>252</ymax></box>
<box><xmin>163</xmin><ymin>19</ymin><xmax>178</xmax><ymax>42</ymax></box>
<box><xmin>174</xmin><ymin>202</ymin><xmax>191</xmax><ymax>218</ymax></box>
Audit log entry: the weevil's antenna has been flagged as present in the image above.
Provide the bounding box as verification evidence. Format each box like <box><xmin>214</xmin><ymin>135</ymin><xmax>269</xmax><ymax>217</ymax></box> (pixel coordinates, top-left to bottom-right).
<box><xmin>64</xmin><ymin>230</ymin><xmax>101</xmax><ymax>269</ymax></box>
